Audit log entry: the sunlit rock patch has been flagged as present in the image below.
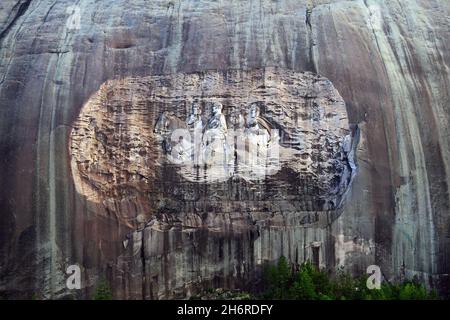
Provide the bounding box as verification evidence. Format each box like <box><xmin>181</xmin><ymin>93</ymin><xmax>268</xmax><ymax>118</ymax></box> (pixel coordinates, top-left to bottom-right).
<box><xmin>70</xmin><ymin>69</ymin><xmax>357</xmax><ymax>298</ymax></box>
<box><xmin>70</xmin><ymin>68</ymin><xmax>356</xmax><ymax>227</ymax></box>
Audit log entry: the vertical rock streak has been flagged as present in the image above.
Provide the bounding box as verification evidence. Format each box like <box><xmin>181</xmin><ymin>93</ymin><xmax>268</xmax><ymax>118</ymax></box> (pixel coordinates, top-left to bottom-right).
<box><xmin>363</xmin><ymin>0</ymin><xmax>443</xmax><ymax>283</ymax></box>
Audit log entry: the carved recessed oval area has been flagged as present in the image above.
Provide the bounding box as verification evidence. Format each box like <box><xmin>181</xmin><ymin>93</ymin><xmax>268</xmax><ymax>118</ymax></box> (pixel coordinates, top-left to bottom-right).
<box><xmin>70</xmin><ymin>68</ymin><xmax>356</xmax><ymax>226</ymax></box>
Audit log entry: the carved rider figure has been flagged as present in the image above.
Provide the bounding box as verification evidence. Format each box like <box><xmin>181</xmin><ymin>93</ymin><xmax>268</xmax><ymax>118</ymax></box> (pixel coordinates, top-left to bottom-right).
<box><xmin>186</xmin><ymin>102</ymin><xmax>203</xmax><ymax>164</ymax></box>
<box><xmin>186</xmin><ymin>101</ymin><xmax>203</xmax><ymax>131</ymax></box>
<box><xmin>245</xmin><ymin>103</ymin><xmax>272</xmax><ymax>138</ymax></box>
<box><xmin>204</xmin><ymin>101</ymin><xmax>227</xmax><ymax>137</ymax></box>
<box><xmin>154</xmin><ymin>111</ymin><xmax>173</xmax><ymax>153</ymax></box>
<box><xmin>244</xmin><ymin>103</ymin><xmax>273</xmax><ymax>168</ymax></box>
<box><xmin>202</xmin><ymin>101</ymin><xmax>230</xmax><ymax>168</ymax></box>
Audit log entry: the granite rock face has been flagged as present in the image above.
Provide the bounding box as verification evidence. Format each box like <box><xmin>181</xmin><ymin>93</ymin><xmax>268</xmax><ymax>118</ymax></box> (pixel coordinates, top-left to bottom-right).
<box><xmin>70</xmin><ymin>69</ymin><xmax>353</xmax><ymax>212</ymax></box>
<box><xmin>0</xmin><ymin>0</ymin><xmax>449</xmax><ymax>299</ymax></box>
<box><xmin>69</xmin><ymin>69</ymin><xmax>355</xmax><ymax>298</ymax></box>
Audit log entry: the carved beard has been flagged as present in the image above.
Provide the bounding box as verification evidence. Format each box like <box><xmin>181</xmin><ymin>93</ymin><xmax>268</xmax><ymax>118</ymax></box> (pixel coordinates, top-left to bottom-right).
<box><xmin>206</xmin><ymin>114</ymin><xmax>221</xmax><ymax>130</ymax></box>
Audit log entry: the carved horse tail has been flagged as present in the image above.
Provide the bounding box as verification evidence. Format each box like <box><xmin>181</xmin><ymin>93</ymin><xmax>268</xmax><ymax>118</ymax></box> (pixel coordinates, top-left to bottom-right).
<box><xmin>154</xmin><ymin>112</ymin><xmax>189</xmax><ymax>154</ymax></box>
<box><xmin>257</xmin><ymin>117</ymin><xmax>277</xmax><ymax>143</ymax></box>
<box><xmin>154</xmin><ymin>112</ymin><xmax>187</xmax><ymax>135</ymax></box>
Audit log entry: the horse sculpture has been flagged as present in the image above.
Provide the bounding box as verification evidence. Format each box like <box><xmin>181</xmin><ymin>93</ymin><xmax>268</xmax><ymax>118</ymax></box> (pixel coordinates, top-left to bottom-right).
<box><xmin>154</xmin><ymin>111</ymin><xmax>188</xmax><ymax>154</ymax></box>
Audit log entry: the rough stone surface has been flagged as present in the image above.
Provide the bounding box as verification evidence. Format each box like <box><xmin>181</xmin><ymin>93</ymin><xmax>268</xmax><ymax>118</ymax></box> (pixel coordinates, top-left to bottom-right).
<box><xmin>0</xmin><ymin>0</ymin><xmax>449</xmax><ymax>299</ymax></box>
<box><xmin>70</xmin><ymin>69</ymin><xmax>353</xmax><ymax>211</ymax></box>
<box><xmin>69</xmin><ymin>68</ymin><xmax>355</xmax><ymax>298</ymax></box>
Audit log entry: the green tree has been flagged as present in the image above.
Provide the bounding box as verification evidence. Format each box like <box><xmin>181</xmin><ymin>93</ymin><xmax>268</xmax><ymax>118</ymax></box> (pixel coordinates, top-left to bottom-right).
<box><xmin>93</xmin><ymin>280</ymin><xmax>113</xmax><ymax>300</ymax></box>
<box><xmin>290</xmin><ymin>268</ymin><xmax>316</xmax><ymax>299</ymax></box>
<box><xmin>262</xmin><ymin>257</ymin><xmax>440</xmax><ymax>300</ymax></box>
<box><xmin>265</xmin><ymin>256</ymin><xmax>292</xmax><ymax>299</ymax></box>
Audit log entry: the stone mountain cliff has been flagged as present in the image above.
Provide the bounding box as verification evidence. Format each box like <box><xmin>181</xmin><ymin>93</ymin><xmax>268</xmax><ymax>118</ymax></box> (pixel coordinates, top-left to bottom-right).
<box><xmin>0</xmin><ymin>0</ymin><xmax>449</xmax><ymax>299</ymax></box>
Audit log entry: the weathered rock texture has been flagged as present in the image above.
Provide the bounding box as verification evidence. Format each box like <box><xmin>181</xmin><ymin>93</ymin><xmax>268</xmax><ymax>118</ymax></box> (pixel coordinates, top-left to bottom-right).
<box><xmin>70</xmin><ymin>69</ymin><xmax>353</xmax><ymax>211</ymax></box>
<box><xmin>69</xmin><ymin>69</ymin><xmax>355</xmax><ymax>298</ymax></box>
<box><xmin>0</xmin><ymin>0</ymin><xmax>449</xmax><ymax>299</ymax></box>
